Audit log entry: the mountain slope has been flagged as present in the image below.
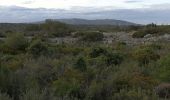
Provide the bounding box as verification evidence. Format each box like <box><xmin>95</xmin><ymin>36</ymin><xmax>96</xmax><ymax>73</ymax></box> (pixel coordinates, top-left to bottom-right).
<box><xmin>52</xmin><ymin>19</ymin><xmax>137</xmax><ymax>26</ymax></box>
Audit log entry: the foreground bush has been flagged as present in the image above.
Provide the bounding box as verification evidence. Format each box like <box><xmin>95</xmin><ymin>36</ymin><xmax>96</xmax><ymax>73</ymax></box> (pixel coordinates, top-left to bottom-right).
<box><xmin>27</xmin><ymin>39</ymin><xmax>48</xmax><ymax>56</ymax></box>
<box><xmin>105</xmin><ymin>52</ymin><xmax>124</xmax><ymax>66</ymax></box>
<box><xmin>74</xmin><ymin>57</ymin><xmax>87</xmax><ymax>72</ymax></box>
<box><xmin>156</xmin><ymin>55</ymin><xmax>170</xmax><ymax>82</ymax></box>
<box><xmin>19</xmin><ymin>88</ymin><xmax>57</xmax><ymax>100</ymax></box>
<box><xmin>113</xmin><ymin>88</ymin><xmax>158</xmax><ymax>100</ymax></box>
<box><xmin>0</xmin><ymin>92</ymin><xmax>12</xmax><ymax>100</ymax></box>
<box><xmin>133</xmin><ymin>47</ymin><xmax>160</xmax><ymax>66</ymax></box>
<box><xmin>89</xmin><ymin>47</ymin><xmax>107</xmax><ymax>58</ymax></box>
<box><xmin>3</xmin><ymin>33</ymin><xmax>28</xmax><ymax>53</ymax></box>
<box><xmin>1</xmin><ymin>29</ymin><xmax>170</xmax><ymax>100</ymax></box>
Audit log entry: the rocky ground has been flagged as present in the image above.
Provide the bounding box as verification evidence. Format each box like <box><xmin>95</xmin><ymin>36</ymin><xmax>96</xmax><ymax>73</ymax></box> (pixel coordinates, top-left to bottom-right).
<box><xmin>106</xmin><ymin>32</ymin><xmax>170</xmax><ymax>45</ymax></box>
<box><xmin>1</xmin><ymin>32</ymin><xmax>170</xmax><ymax>45</ymax></box>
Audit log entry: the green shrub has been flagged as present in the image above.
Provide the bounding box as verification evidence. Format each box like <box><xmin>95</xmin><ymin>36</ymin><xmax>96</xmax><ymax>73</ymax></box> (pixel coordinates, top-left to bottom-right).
<box><xmin>0</xmin><ymin>65</ymin><xmax>11</xmax><ymax>93</ymax></box>
<box><xmin>53</xmin><ymin>69</ymin><xmax>84</xmax><ymax>99</ymax></box>
<box><xmin>156</xmin><ymin>55</ymin><xmax>170</xmax><ymax>82</ymax></box>
<box><xmin>19</xmin><ymin>89</ymin><xmax>53</xmax><ymax>100</ymax></box>
<box><xmin>75</xmin><ymin>31</ymin><xmax>104</xmax><ymax>42</ymax></box>
<box><xmin>53</xmin><ymin>79</ymin><xmax>81</xmax><ymax>98</ymax></box>
<box><xmin>132</xmin><ymin>24</ymin><xmax>170</xmax><ymax>38</ymax></box>
<box><xmin>132</xmin><ymin>30</ymin><xmax>148</xmax><ymax>38</ymax></box>
<box><xmin>105</xmin><ymin>52</ymin><xmax>124</xmax><ymax>66</ymax></box>
<box><xmin>113</xmin><ymin>88</ymin><xmax>158</xmax><ymax>100</ymax></box>
<box><xmin>4</xmin><ymin>33</ymin><xmax>28</xmax><ymax>53</ymax></box>
<box><xmin>133</xmin><ymin>47</ymin><xmax>160</xmax><ymax>66</ymax></box>
<box><xmin>114</xmin><ymin>42</ymin><xmax>127</xmax><ymax>50</ymax></box>
<box><xmin>89</xmin><ymin>47</ymin><xmax>107</xmax><ymax>58</ymax></box>
<box><xmin>25</xmin><ymin>24</ymin><xmax>41</xmax><ymax>32</ymax></box>
<box><xmin>74</xmin><ymin>57</ymin><xmax>87</xmax><ymax>72</ymax></box>
<box><xmin>27</xmin><ymin>39</ymin><xmax>48</xmax><ymax>56</ymax></box>
<box><xmin>0</xmin><ymin>92</ymin><xmax>13</xmax><ymax>100</ymax></box>
<box><xmin>42</xmin><ymin>19</ymin><xmax>72</xmax><ymax>37</ymax></box>
<box><xmin>86</xmin><ymin>81</ymin><xmax>105</xmax><ymax>100</ymax></box>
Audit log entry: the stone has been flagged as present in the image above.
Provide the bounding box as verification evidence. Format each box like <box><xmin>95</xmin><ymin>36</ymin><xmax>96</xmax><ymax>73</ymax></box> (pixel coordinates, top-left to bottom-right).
<box><xmin>155</xmin><ymin>83</ymin><xmax>170</xmax><ymax>98</ymax></box>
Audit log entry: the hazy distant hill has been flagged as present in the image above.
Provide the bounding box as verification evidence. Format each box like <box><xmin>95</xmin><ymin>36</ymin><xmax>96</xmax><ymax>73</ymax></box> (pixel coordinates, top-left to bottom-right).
<box><xmin>45</xmin><ymin>19</ymin><xmax>137</xmax><ymax>26</ymax></box>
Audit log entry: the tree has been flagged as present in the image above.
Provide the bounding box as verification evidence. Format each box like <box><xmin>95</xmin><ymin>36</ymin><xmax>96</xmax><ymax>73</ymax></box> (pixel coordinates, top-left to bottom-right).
<box><xmin>74</xmin><ymin>57</ymin><xmax>87</xmax><ymax>72</ymax></box>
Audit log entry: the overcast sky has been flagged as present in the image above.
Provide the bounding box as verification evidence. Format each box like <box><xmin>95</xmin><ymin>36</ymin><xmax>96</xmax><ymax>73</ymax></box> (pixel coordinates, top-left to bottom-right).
<box><xmin>0</xmin><ymin>0</ymin><xmax>170</xmax><ymax>24</ymax></box>
<box><xmin>0</xmin><ymin>0</ymin><xmax>170</xmax><ymax>9</ymax></box>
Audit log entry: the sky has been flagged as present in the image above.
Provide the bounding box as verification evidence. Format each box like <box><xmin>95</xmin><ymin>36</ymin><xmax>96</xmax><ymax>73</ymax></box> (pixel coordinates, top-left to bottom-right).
<box><xmin>0</xmin><ymin>0</ymin><xmax>170</xmax><ymax>24</ymax></box>
<box><xmin>0</xmin><ymin>0</ymin><xmax>170</xmax><ymax>9</ymax></box>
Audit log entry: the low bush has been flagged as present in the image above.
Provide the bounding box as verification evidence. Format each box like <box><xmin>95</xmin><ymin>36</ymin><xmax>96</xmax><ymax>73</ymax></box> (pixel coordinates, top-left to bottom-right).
<box><xmin>75</xmin><ymin>31</ymin><xmax>104</xmax><ymax>42</ymax></box>
<box><xmin>27</xmin><ymin>39</ymin><xmax>48</xmax><ymax>56</ymax></box>
<box><xmin>105</xmin><ymin>52</ymin><xmax>124</xmax><ymax>66</ymax></box>
<box><xmin>133</xmin><ymin>47</ymin><xmax>160</xmax><ymax>66</ymax></box>
<box><xmin>3</xmin><ymin>33</ymin><xmax>28</xmax><ymax>53</ymax></box>
<box><xmin>0</xmin><ymin>92</ymin><xmax>12</xmax><ymax>100</ymax></box>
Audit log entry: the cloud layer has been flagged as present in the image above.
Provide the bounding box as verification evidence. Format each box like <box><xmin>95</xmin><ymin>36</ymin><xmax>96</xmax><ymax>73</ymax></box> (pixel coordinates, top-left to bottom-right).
<box><xmin>0</xmin><ymin>1</ymin><xmax>170</xmax><ymax>24</ymax></box>
<box><xmin>0</xmin><ymin>0</ymin><xmax>170</xmax><ymax>9</ymax></box>
<box><xmin>0</xmin><ymin>5</ymin><xmax>170</xmax><ymax>24</ymax></box>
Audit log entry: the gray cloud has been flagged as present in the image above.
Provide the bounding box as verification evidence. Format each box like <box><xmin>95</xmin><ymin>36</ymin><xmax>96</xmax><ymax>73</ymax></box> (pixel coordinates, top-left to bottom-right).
<box><xmin>125</xmin><ymin>0</ymin><xmax>143</xmax><ymax>3</ymax></box>
<box><xmin>148</xmin><ymin>3</ymin><xmax>170</xmax><ymax>9</ymax></box>
<box><xmin>22</xmin><ymin>0</ymin><xmax>35</xmax><ymax>4</ymax></box>
<box><xmin>0</xmin><ymin>5</ymin><xmax>170</xmax><ymax>24</ymax></box>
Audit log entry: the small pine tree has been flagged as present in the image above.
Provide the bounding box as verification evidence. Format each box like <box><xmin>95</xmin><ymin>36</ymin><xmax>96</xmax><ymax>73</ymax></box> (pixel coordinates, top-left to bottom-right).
<box><xmin>74</xmin><ymin>57</ymin><xmax>87</xmax><ymax>72</ymax></box>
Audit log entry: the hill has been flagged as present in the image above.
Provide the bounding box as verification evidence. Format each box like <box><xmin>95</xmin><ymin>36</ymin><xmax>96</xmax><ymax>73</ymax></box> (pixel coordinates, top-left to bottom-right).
<box><xmin>41</xmin><ymin>18</ymin><xmax>137</xmax><ymax>26</ymax></box>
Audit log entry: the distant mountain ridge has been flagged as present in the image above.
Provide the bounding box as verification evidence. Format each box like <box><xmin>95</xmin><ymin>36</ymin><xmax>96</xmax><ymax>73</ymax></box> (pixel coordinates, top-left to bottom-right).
<box><xmin>42</xmin><ymin>19</ymin><xmax>137</xmax><ymax>26</ymax></box>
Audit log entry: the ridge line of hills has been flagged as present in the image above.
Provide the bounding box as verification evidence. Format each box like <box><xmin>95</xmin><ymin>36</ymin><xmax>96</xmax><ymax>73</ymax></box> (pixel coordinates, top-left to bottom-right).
<box><xmin>35</xmin><ymin>18</ymin><xmax>138</xmax><ymax>26</ymax></box>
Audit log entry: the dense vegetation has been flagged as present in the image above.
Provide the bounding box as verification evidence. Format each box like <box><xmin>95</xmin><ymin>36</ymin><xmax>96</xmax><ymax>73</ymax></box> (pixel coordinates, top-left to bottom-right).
<box><xmin>0</xmin><ymin>20</ymin><xmax>140</xmax><ymax>38</ymax></box>
<box><xmin>0</xmin><ymin>21</ymin><xmax>170</xmax><ymax>100</ymax></box>
<box><xmin>132</xmin><ymin>23</ymin><xmax>170</xmax><ymax>38</ymax></box>
<box><xmin>74</xmin><ymin>31</ymin><xmax>104</xmax><ymax>42</ymax></box>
